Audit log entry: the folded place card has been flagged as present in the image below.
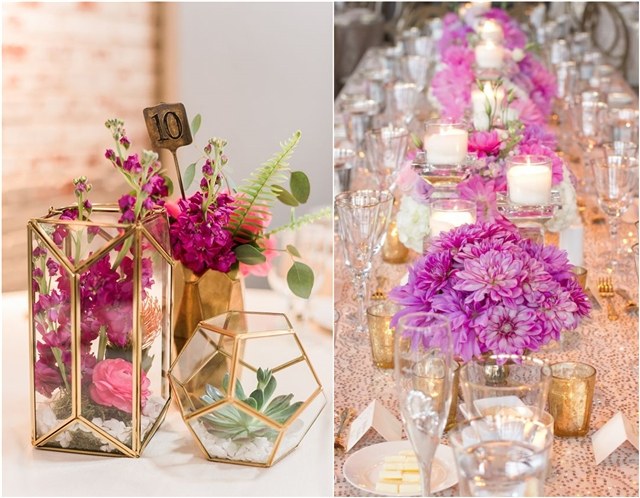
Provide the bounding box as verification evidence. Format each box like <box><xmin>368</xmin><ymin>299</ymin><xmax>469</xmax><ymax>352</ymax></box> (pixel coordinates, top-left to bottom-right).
<box><xmin>346</xmin><ymin>400</ymin><xmax>403</xmax><ymax>452</ymax></box>
<box><xmin>592</xmin><ymin>411</ymin><xmax>639</xmax><ymax>465</ymax></box>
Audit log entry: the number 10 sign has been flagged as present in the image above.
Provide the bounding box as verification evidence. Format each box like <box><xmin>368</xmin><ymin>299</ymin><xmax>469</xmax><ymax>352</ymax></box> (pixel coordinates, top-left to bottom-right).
<box><xmin>143</xmin><ymin>102</ymin><xmax>193</xmax><ymax>198</ymax></box>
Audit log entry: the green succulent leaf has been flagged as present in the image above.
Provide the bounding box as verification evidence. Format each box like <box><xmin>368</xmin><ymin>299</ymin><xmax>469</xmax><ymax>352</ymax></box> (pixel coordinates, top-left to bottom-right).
<box><xmin>263</xmin><ymin>376</ymin><xmax>277</xmax><ymax>403</ymax></box>
<box><xmin>290</xmin><ymin>171</ymin><xmax>310</xmax><ymax>203</ymax></box>
<box><xmin>234</xmin><ymin>378</ymin><xmax>247</xmax><ymax>401</ymax></box>
<box><xmin>242</xmin><ymin>396</ymin><xmax>258</xmax><ymax>411</ymax></box>
<box><xmin>287</xmin><ymin>261</ymin><xmax>314</xmax><ymax>299</ymax></box>
<box><xmin>183</xmin><ymin>162</ymin><xmax>197</xmax><ymax>190</ymax></box>
<box><xmin>249</xmin><ymin>389</ymin><xmax>264</xmax><ymax>411</ymax></box>
<box><xmin>234</xmin><ymin>244</ymin><xmax>266</xmax><ymax>265</ymax></box>
<box><xmin>222</xmin><ymin>373</ymin><xmax>230</xmax><ymax>394</ymax></box>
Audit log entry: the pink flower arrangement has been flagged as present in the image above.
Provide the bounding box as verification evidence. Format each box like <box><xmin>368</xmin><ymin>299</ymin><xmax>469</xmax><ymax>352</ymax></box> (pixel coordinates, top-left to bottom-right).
<box><xmin>390</xmin><ymin>222</ymin><xmax>590</xmax><ymax>361</ymax></box>
<box><xmin>90</xmin><ymin>359</ymin><xmax>150</xmax><ymax>413</ymax></box>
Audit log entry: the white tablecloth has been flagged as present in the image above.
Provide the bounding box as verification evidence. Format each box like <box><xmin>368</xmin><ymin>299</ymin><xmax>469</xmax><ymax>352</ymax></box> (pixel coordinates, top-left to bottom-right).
<box><xmin>2</xmin><ymin>289</ymin><xmax>333</xmax><ymax>496</ymax></box>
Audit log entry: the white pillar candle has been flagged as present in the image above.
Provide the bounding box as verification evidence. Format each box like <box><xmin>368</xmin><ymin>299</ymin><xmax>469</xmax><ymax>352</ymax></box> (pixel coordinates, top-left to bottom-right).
<box><xmin>559</xmin><ymin>223</ymin><xmax>585</xmax><ymax>266</ymax></box>
<box><xmin>475</xmin><ymin>40</ymin><xmax>504</xmax><ymax>69</ymax></box>
<box><xmin>424</xmin><ymin>126</ymin><xmax>468</xmax><ymax>165</ymax></box>
<box><xmin>478</xmin><ymin>19</ymin><xmax>504</xmax><ymax>43</ymax></box>
<box><xmin>506</xmin><ymin>156</ymin><xmax>553</xmax><ymax>205</ymax></box>
<box><xmin>429</xmin><ymin>200</ymin><xmax>477</xmax><ymax>237</ymax></box>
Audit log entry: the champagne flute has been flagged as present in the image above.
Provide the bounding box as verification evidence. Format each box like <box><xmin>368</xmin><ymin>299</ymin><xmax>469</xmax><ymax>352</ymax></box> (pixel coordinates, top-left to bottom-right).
<box><xmin>593</xmin><ymin>155</ymin><xmax>639</xmax><ymax>271</ymax></box>
<box><xmin>395</xmin><ymin>312</ymin><xmax>454</xmax><ymax>496</ymax></box>
<box><xmin>336</xmin><ymin>190</ymin><xmax>392</xmax><ymax>340</ymax></box>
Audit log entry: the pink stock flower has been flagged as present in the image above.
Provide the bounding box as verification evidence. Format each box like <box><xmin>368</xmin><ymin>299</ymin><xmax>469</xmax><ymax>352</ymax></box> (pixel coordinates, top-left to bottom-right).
<box><xmin>89</xmin><ymin>358</ymin><xmax>150</xmax><ymax>413</ymax></box>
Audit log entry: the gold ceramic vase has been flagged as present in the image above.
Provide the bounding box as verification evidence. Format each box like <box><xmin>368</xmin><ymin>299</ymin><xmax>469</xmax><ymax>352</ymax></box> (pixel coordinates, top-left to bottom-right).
<box><xmin>173</xmin><ymin>264</ymin><xmax>244</xmax><ymax>356</ymax></box>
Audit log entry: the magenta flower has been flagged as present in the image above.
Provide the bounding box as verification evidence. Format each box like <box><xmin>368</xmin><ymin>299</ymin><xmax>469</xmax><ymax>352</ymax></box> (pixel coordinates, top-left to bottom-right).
<box><xmin>390</xmin><ymin>222</ymin><xmax>591</xmax><ymax>361</ymax></box>
<box><xmin>457</xmin><ymin>175</ymin><xmax>501</xmax><ymax>222</ymax></box>
<box><xmin>468</xmin><ymin>130</ymin><xmax>502</xmax><ymax>158</ymax></box>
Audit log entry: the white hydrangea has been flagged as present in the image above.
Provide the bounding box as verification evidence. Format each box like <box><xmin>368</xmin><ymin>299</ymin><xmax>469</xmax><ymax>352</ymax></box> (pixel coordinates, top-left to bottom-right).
<box><xmin>546</xmin><ymin>164</ymin><xmax>581</xmax><ymax>232</ymax></box>
<box><xmin>396</xmin><ymin>195</ymin><xmax>431</xmax><ymax>253</ymax></box>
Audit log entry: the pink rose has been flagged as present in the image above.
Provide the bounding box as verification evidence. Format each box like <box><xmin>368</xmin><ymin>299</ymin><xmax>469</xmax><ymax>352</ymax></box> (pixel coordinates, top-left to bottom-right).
<box><xmin>89</xmin><ymin>358</ymin><xmax>150</xmax><ymax>413</ymax></box>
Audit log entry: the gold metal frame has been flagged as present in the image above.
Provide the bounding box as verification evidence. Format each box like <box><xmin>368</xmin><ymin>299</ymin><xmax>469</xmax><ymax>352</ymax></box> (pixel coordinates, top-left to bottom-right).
<box><xmin>168</xmin><ymin>311</ymin><xmax>326</xmax><ymax>467</ymax></box>
<box><xmin>28</xmin><ymin>205</ymin><xmax>174</xmax><ymax>457</ymax></box>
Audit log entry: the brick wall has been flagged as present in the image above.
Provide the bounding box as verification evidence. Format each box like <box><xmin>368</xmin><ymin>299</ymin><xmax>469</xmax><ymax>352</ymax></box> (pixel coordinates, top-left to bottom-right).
<box><xmin>3</xmin><ymin>2</ymin><xmax>161</xmax><ymax>291</ymax></box>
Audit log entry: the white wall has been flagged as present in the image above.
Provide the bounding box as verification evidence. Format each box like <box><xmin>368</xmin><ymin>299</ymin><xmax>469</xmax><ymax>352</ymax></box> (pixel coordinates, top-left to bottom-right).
<box><xmin>175</xmin><ymin>2</ymin><xmax>334</xmax><ymax>226</ymax></box>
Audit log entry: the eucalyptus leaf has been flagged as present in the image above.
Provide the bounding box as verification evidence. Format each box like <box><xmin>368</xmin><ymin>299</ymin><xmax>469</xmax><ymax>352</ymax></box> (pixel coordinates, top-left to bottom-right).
<box><xmin>286</xmin><ymin>244</ymin><xmax>301</xmax><ymax>258</ymax></box>
<box><xmin>190</xmin><ymin>114</ymin><xmax>202</xmax><ymax>136</ymax></box>
<box><xmin>163</xmin><ymin>173</ymin><xmax>174</xmax><ymax>197</ymax></box>
<box><xmin>272</xmin><ymin>185</ymin><xmax>299</xmax><ymax>207</ymax></box>
<box><xmin>183</xmin><ymin>162</ymin><xmax>197</xmax><ymax>191</ymax></box>
<box><xmin>290</xmin><ymin>171</ymin><xmax>310</xmax><ymax>203</ymax></box>
<box><xmin>234</xmin><ymin>244</ymin><xmax>266</xmax><ymax>265</ymax></box>
<box><xmin>287</xmin><ymin>261</ymin><xmax>314</xmax><ymax>299</ymax></box>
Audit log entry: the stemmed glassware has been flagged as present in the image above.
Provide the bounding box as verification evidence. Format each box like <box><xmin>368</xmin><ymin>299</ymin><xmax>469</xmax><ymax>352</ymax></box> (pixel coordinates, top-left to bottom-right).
<box><xmin>400</xmin><ymin>55</ymin><xmax>430</xmax><ymax>94</ymax></box>
<box><xmin>336</xmin><ymin>190</ymin><xmax>393</xmax><ymax>340</ymax></box>
<box><xmin>394</xmin><ymin>312</ymin><xmax>454</xmax><ymax>496</ymax></box>
<box><xmin>364</xmin><ymin>126</ymin><xmax>409</xmax><ymax>191</ymax></box>
<box><xmin>391</xmin><ymin>81</ymin><xmax>418</xmax><ymax>127</ymax></box>
<box><xmin>593</xmin><ymin>153</ymin><xmax>639</xmax><ymax>271</ymax></box>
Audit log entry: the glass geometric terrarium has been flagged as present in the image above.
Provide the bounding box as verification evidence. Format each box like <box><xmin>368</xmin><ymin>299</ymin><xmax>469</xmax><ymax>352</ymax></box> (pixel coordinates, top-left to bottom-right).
<box><xmin>28</xmin><ymin>205</ymin><xmax>173</xmax><ymax>457</ymax></box>
<box><xmin>169</xmin><ymin>311</ymin><xmax>326</xmax><ymax>467</ymax></box>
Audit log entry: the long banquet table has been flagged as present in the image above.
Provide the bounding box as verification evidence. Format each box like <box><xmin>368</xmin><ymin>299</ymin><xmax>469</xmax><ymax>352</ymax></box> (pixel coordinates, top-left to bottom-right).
<box><xmin>2</xmin><ymin>288</ymin><xmax>333</xmax><ymax>497</ymax></box>
<box><xmin>333</xmin><ymin>48</ymin><xmax>639</xmax><ymax>497</ymax></box>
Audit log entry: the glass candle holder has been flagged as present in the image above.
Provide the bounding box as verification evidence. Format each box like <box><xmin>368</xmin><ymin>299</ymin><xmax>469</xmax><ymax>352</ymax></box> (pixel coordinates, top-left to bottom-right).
<box><xmin>423</xmin><ymin>120</ymin><xmax>468</xmax><ymax>166</ymax></box>
<box><xmin>474</xmin><ymin>39</ymin><xmax>504</xmax><ymax>69</ymax></box>
<box><xmin>429</xmin><ymin>199</ymin><xmax>477</xmax><ymax>238</ymax></box>
<box><xmin>477</xmin><ymin>19</ymin><xmax>504</xmax><ymax>43</ymax></box>
<box><xmin>449</xmin><ymin>414</ymin><xmax>553</xmax><ymax>497</ymax></box>
<box><xmin>548</xmin><ymin>361</ymin><xmax>596</xmax><ymax>437</ymax></box>
<box><xmin>506</xmin><ymin>155</ymin><xmax>553</xmax><ymax>206</ymax></box>
<box><xmin>366</xmin><ymin>302</ymin><xmax>401</xmax><ymax>369</ymax></box>
<box><xmin>459</xmin><ymin>354</ymin><xmax>552</xmax><ymax>420</ymax></box>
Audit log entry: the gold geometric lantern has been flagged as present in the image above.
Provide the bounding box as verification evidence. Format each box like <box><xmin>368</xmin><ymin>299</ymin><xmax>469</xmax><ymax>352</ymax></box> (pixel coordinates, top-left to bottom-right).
<box><xmin>168</xmin><ymin>311</ymin><xmax>326</xmax><ymax>467</ymax></box>
<box><xmin>28</xmin><ymin>205</ymin><xmax>173</xmax><ymax>457</ymax></box>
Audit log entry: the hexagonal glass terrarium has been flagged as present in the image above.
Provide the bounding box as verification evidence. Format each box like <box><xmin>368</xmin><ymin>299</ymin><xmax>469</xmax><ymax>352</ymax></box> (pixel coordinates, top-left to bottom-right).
<box><xmin>169</xmin><ymin>311</ymin><xmax>326</xmax><ymax>467</ymax></box>
<box><xmin>28</xmin><ymin>206</ymin><xmax>173</xmax><ymax>457</ymax></box>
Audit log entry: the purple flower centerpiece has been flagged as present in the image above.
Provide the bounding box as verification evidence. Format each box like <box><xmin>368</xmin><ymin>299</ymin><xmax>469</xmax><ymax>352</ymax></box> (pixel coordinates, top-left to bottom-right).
<box><xmin>390</xmin><ymin>222</ymin><xmax>590</xmax><ymax>361</ymax></box>
<box><xmin>28</xmin><ymin>119</ymin><xmax>173</xmax><ymax>456</ymax></box>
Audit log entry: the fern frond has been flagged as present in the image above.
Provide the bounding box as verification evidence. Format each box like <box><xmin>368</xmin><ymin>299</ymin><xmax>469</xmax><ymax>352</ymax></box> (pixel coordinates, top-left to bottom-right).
<box><xmin>228</xmin><ymin>131</ymin><xmax>302</xmax><ymax>242</ymax></box>
<box><xmin>265</xmin><ymin>206</ymin><xmax>332</xmax><ymax>237</ymax></box>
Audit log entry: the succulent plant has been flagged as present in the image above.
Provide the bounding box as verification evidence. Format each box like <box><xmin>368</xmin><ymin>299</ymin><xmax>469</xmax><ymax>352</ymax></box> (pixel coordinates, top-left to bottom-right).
<box><xmin>200</xmin><ymin>368</ymin><xmax>302</xmax><ymax>441</ymax></box>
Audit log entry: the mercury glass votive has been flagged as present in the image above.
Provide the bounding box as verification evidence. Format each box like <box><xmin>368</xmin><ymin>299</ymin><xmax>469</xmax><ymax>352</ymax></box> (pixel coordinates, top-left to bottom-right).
<box><xmin>506</xmin><ymin>155</ymin><xmax>552</xmax><ymax>206</ymax></box>
<box><xmin>548</xmin><ymin>361</ymin><xmax>596</xmax><ymax>437</ymax></box>
<box><xmin>366</xmin><ymin>302</ymin><xmax>401</xmax><ymax>369</ymax></box>
<box><xmin>570</xmin><ymin>266</ymin><xmax>588</xmax><ymax>291</ymax></box>
<box><xmin>429</xmin><ymin>199</ymin><xmax>476</xmax><ymax>238</ymax></box>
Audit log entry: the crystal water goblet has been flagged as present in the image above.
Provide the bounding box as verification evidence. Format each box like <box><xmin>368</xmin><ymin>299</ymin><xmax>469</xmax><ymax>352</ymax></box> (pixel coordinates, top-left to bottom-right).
<box><xmin>391</xmin><ymin>81</ymin><xmax>418</xmax><ymax>127</ymax></box>
<box><xmin>364</xmin><ymin>126</ymin><xmax>409</xmax><ymax>192</ymax></box>
<box><xmin>336</xmin><ymin>190</ymin><xmax>393</xmax><ymax>340</ymax></box>
<box><xmin>593</xmin><ymin>155</ymin><xmax>639</xmax><ymax>271</ymax></box>
<box><xmin>395</xmin><ymin>312</ymin><xmax>454</xmax><ymax>496</ymax></box>
<box><xmin>400</xmin><ymin>55</ymin><xmax>430</xmax><ymax>93</ymax></box>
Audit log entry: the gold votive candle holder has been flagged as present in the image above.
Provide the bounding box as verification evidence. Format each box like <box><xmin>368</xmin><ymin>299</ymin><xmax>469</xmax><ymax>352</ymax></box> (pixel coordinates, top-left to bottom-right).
<box><xmin>570</xmin><ymin>266</ymin><xmax>588</xmax><ymax>291</ymax></box>
<box><xmin>366</xmin><ymin>302</ymin><xmax>401</xmax><ymax>369</ymax></box>
<box><xmin>382</xmin><ymin>219</ymin><xmax>409</xmax><ymax>264</ymax></box>
<box><xmin>548</xmin><ymin>361</ymin><xmax>596</xmax><ymax>437</ymax></box>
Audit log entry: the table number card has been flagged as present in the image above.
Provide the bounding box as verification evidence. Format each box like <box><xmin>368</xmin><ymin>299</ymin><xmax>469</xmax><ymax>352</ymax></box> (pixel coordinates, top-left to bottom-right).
<box><xmin>592</xmin><ymin>411</ymin><xmax>639</xmax><ymax>465</ymax></box>
<box><xmin>346</xmin><ymin>400</ymin><xmax>403</xmax><ymax>452</ymax></box>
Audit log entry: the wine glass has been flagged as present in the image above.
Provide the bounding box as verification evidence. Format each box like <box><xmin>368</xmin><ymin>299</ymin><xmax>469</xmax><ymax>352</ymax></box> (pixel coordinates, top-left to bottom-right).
<box><xmin>593</xmin><ymin>154</ymin><xmax>639</xmax><ymax>271</ymax></box>
<box><xmin>341</xmin><ymin>96</ymin><xmax>379</xmax><ymax>157</ymax></box>
<box><xmin>400</xmin><ymin>55</ymin><xmax>430</xmax><ymax>94</ymax></box>
<box><xmin>394</xmin><ymin>312</ymin><xmax>454</xmax><ymax>496</ymax></box>
<box><xmin>364</xmin><ymin>126</ymin><xmax>409</xmax><ymax>192</ymax></box>
<box><xmin>335</xmin><ymin>190</ymin><xmax>392</xmax><ymax>340</ymax></box>
<box><xmin>391</xmin><ymin>81</ymin><xmax>418</xmax><ymax>127</ymax></box>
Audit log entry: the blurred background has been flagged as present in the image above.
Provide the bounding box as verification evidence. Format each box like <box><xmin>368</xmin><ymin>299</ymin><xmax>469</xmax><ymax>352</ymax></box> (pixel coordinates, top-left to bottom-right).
<box><xmin>3</xmin><ymin>2</ymin><xmax>333</xmax><ymax>292</ymax></box>
<box><xmin>335</xmin><ymin>1</ymin><xmax>639</xmax><ymax>95</ymax></box>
